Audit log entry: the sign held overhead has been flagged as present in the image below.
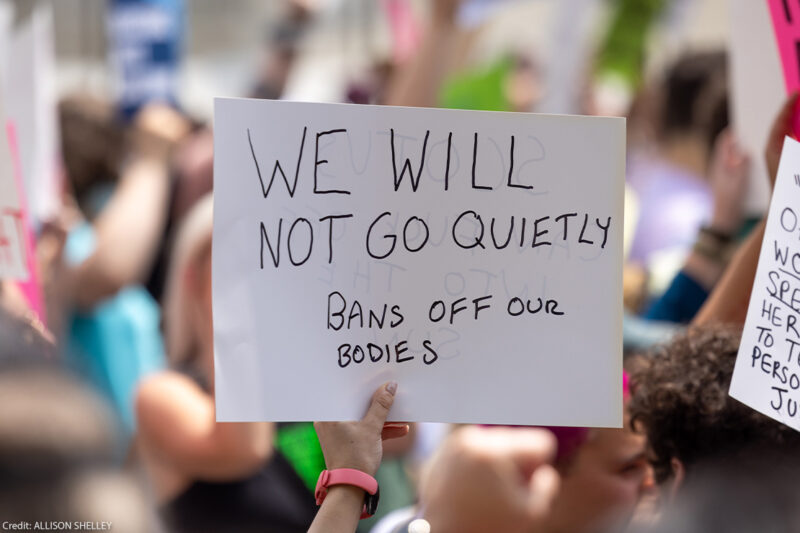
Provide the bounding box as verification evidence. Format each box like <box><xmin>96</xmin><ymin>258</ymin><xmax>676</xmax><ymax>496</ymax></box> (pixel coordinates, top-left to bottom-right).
<box><xmin>213</xmin><ymin>99</ymin><xmax>624</xmax><ymax>426</ymax></box>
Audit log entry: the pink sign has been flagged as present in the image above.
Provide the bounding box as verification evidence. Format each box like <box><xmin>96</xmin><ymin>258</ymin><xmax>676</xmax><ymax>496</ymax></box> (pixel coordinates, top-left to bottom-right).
<box><xmin>768</xmin><ymin>0</ymin><xmax>800</xmax><ymax>91</ymax></box>
<box><xmin>767</xmin><ymin>0</ymin><xmax>800</xmax><ymax>135</ymax></box>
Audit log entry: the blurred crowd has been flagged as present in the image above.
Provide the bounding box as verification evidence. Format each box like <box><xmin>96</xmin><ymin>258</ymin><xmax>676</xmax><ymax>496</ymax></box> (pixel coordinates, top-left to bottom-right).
<box><xmin>2</xmin><ymin>0</ymin><xmax>800</xmax><ymax>532</ymax></box>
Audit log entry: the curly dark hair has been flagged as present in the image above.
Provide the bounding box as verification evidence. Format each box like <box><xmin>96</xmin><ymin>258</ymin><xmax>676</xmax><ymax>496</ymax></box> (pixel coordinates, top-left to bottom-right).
<box><xmin>628</xmin><ymin>324</ymin><xmax>800</xmax><ymax>484</ymax></box>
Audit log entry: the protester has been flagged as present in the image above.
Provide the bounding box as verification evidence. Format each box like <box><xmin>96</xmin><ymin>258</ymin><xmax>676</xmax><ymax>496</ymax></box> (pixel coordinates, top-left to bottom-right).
<box><xmin>694</xmin><ymin>93</ymin><xmax>798</xmax><ymax>325</ymax></box>
<box><xmin>627</xmin><ymin>51</ymin><xmax>729</xmax><ymax>296</ymax></box>
<box><xmin>627</xmin><ymin>456</ymin><xmax>800</xmax><ymax>533</ymax></box>
<box><xmin>135</xmin><ymin>194</ymin><xmax>319</xmax><ymax>533</ymax></box>
<box><xmin>0</xmin><ymin>305</ymin><xmax>155</xmax><ymax>532</ymax></box>
<box><xmin>628</xmin><ymin>324</ymin><xmax>800</xmax><ymax>500</ymax></box>
<box><xmin>408</xmin><ymin>377</ymin><xmax>653</xmax><ymax>533</ymax></box>
<box><xmin>49</xmin><ymin>98</ymin><xmax>192</xmax><ymax>446</ymax></box>
<box><xmin>642</xmin><ymin>127</ymin><xmax>749</xmax><ymax>323</ymax></box>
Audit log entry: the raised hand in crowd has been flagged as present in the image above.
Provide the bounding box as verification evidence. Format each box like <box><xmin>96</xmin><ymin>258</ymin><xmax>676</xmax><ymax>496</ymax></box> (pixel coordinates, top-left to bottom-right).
<box><xmin>695</xmin><ymin>94</ymin><xmax>798</xmax><ymax>325</ymax></box>
<box><xmin>61</xmin><ymin>102</ymin><xmax>191</xmax><ymax>311</ymax></box>
<box><xmin>418</xmin><ymin>426</ymin><xmax>560</xmax><ymax>533</ymax></box>
<box><xmin>386</xmin><ymin>0</ymin><xmax>472</xmax><ymax>108</ymax></box>
<box><xmin>680</xmin><ymin>129</ymin><xmax>749</xmax><ymax>291</ymax></box>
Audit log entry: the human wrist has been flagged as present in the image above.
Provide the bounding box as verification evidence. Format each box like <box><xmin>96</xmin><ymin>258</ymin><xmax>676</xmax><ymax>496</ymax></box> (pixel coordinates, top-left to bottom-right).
<box><xmin>709</xmin><ymin>211</ymin><xmax>739</xmax><ymax>236</ymax></box>
<box><xmin>693</xmin><ymin>226</ymin><xmax>734</xmax><ymax>265</ymax></box>
<box><xmin>324</xmin><ymin>451</ymin><xmax>380</xmax><ymax>477</ymax></box>
<box><xmin>316</xmin><ymin>468</ymin><xmax>380</xmax><ymax>519</ymax></box>
<box><xmin>326</xmin><ymin>462</ymin><xmax>377</xmax><ymax>477</ymax></box>
<box><xmin>326</xmin><ymin>483</ymin><xmax>366</xmax><ymax>502</ymax></box>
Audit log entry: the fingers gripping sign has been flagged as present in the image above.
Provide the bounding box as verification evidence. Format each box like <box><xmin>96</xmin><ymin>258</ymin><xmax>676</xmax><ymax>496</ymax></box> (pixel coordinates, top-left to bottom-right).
<box><xmin>314</xmin><ymin>381</ymin><xmax>407</xmax><ymax>478</ymax></box>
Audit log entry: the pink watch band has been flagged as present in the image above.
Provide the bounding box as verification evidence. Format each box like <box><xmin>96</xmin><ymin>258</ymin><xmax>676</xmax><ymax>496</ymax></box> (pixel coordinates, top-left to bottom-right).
<box><xmin>315</xmin><ymin>468</ymin><xmax>380</xmax><ymax>519</ymax></box>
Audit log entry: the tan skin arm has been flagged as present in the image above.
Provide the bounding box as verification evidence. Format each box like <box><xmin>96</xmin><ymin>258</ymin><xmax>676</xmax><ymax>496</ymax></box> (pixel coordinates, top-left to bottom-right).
<box><xmin>67</xmin><ymin>105</ymin><xmax>190</xmax><ymax>310</ymax></box>
<box><xmin>681</xmin><ymin>130</ymin><xmax>749</xmax><ymax>291</ymax></box>
<box><xmin>385</xmin><ymin>0</ymin><xmax>473</xmax><ymax>108</ymax></box>
<box><xmin>308</xmin><ymin>485</ymin><xmax>366</xmax><ymax>533</ymax></box>
<box><xmin>67</xmin><ymin>156</ymin><xmax>169</xmax><ymax>309</ymax></box>
<box><xmin>692</xmin><ymin>221</ymin><xmax>765</xmax><ymax>325</ymax></box>
<box><xmin>135</xmin><ymin>372</ymin><xmax>274</xmax><ymax>494</ymax></box>
<box><xmin>309</xmin><ymin>382</ymin><xmax>408</xmax><ymax>533</ymax></box>
<box><xmin>693</xmin><ymin>94</ymin><xmax>797</xmax><ymax>325</ymax></box>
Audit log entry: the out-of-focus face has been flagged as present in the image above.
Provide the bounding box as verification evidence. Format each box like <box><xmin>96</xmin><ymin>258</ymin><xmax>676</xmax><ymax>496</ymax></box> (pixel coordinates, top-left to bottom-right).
<box><xmin>544</xmin><ymin>426</ymin><xmax>653</xmax><ymax>533</ymax></box>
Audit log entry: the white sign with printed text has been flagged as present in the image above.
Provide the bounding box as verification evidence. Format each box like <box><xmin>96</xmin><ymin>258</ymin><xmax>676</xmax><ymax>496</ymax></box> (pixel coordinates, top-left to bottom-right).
<box><xmin>213</xmin><ymin>98</ymin><xmax>624</xmax><ymax>425</ymax></box>
<box><xmin>731</xmin><ymin>137</ymin><xmax>800</xmax><ymax>432</ymax></box>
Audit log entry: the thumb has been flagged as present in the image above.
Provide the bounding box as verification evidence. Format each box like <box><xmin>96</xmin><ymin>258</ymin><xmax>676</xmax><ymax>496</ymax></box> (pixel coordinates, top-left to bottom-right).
<box><xmin>363</xmin><ymin>381</ymin><xmax>398</xmax><ymax>432</ymax></box>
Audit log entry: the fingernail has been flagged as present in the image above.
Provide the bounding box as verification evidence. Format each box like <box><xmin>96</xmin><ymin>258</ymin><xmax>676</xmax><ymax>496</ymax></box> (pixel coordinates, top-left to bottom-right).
<box><xmin>386</xmin><ymin>381</ymin><xmax>398</xmax><ymax>396</ymax></box>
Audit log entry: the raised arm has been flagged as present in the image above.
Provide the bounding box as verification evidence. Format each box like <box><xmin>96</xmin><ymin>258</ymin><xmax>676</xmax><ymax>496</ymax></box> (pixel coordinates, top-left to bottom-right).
<box><xmin>693</xmin><ymin>94</ymin><xmax>797</xmax><ymax>325</ymax></box>
<box><xmin>385</xmin><ymin>0</ymin><xmax>472</xmax><ymax>108</ymax></box>
<box><xmin>136</xmin><ymin>372</ymin><xmax>275</xmax><ymax>482</ymax></box>
<box><xmin>308</xmin><ymin>382</ymin><xmax>408</xmax><ymax>533</ymax></box>
<box><xmin>68</xmin><ymin>105</ymin><xmax>190</xmax><ymax>309</ymax></box>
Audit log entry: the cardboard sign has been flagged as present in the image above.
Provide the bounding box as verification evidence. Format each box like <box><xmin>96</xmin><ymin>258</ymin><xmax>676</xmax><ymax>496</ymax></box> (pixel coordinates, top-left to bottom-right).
<box><xmin>213</xmin><ymin>99</ymin><xmax>624</xmax><ymax>425</ymax></box>
<box><xmin>730</xmin><ymin>137</ymin><xmax>800</xmax><ymax>432</ymax></box>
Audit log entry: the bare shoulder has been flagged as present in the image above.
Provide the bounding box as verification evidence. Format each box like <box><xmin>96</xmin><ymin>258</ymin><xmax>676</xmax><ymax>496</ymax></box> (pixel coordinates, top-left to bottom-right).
<box><xmin>137</xmin><ymin>371</ymin><xmax>206</xmax><ymax>410</ymax></box>
<box><xmin>136</xmin><ymin>371</ymin><xmax>213</xmax><ymax>443</ymax></box>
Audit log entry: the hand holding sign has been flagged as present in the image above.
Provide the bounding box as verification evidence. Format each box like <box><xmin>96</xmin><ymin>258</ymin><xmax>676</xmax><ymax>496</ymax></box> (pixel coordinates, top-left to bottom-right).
<box><xmin>314</xmin><ymin>382</ymin><xmax>406</xmax><ymax>477</ymax></box>
<box><xmin>309</xmin><ymin>382</ymin><xmax>408</xmax><ymax>533</ymax></box>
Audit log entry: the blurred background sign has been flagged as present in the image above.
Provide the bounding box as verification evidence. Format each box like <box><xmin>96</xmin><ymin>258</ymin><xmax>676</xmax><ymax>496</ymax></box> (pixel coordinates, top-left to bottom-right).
<box><xmin>107</xmin><ymin>0</ymin><xmax>184</xmax><ymax>118</ymax></box>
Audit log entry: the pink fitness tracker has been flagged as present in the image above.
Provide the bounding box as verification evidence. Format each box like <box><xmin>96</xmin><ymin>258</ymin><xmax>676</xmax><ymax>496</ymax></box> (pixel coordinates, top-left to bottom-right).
<box><xmin>315</xmin><ymin>468</ymin><xmax>380</xmax><ymax>519</ymax></box>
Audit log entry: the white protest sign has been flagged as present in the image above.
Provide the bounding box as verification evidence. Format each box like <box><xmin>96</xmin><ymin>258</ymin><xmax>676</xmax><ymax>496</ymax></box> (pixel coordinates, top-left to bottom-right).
<box><xmin>730</xmin><ymin>137</ymin><xmax>800</xmax><ymax>431</ymax></box>
<box><xmin>5</xmin><ymin>3</ymin><xmax>61</xmax><ymax>226</ymax></box>
<box><xmin>213</xmin><ymin>98</ymin><xmax>624</xmax><ymax>425</ymax></box>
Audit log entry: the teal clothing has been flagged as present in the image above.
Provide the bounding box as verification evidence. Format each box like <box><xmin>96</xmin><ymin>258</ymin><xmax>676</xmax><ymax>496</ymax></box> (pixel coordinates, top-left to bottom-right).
<box><xmin>65</xmin><ymin>223</ymin><xmax>166</xmax><ymax>443</ymax></box>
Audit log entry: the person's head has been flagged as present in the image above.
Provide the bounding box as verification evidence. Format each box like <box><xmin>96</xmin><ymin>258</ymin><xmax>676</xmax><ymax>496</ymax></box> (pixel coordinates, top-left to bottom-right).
<box><xmin>657</xmin><ymin>51</ymin><xmax>728</xmax><ymax>157</ymax></box>
<box><xmin>628</xmin><ymin>455</ymin><xmax>800</xmax><ymax>533</ymax></box>
<box><xmin>543</xmin><ymin>374</ymin><xmax>654</xmax><ymax>533</ymax></box>
<box><xmin>0</xmin><ymin>368</ymin><xmax>154</xmax><ymax>531</ymax></box>
<box><xmin>164</xmin><ymin>193</ymin><xmax>214</xmax><ymax>378</ymax></box>
<box><xmin>59</xmin><ymin>95</ymin><xmax>125</xmax><ymax>218</ymax></box>
<box><xmin>0</xmin><ymin>306</ymin><xmax>153</xmax><ymax>531</ymax></box>
<box><xmin>628</xmin><ymin>324</ymin><xmax>800</xmax><ymax>499</ymax></box>
<box><xmin>544</xmin><ymin>427</ymin><xmax>652</xmax><ymax>533</ymax></box>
